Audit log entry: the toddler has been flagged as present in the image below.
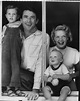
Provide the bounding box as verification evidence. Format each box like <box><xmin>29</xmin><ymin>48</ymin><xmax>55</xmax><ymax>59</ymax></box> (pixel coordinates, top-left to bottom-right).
<box><xmin>42</xmin><ymin>49</ymin><xmax>71</xmax><ymax>101</ymax></box>
<box><xmin>2</xmin><ymin>5</ymin><xmax>24</xmax><ymax>96</ymax></box>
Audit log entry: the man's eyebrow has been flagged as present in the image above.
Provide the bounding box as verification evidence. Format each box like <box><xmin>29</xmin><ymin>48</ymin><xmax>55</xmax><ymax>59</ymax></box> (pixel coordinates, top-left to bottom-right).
<box><xmin>23</xmin><ymin>15</ymin><xmax>36</xmax><ymax>18</ymax></box>
<box><xmin>23</xmin><ymin>15</ymin><xmax>28</xmax><ymax>17</ymax></box>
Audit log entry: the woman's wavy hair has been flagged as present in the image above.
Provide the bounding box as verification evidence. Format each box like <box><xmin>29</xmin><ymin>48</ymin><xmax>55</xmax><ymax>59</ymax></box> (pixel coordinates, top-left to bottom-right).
<box><xmin>51</xmin><ymin>24</ymin><xmax>72</xmax><ymax>44</ymax></box>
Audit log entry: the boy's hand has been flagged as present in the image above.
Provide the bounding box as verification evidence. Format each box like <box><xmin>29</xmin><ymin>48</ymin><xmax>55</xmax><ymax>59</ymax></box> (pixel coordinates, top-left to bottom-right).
<box><xmin>52</xmin><ymin>74</ymin><xmax>59</xmax><ymax>79</ymax></box>
<box><xmin>48</xmin><ymin>76</ymin><xmax>52</xmax><ymax>82</ymax></box>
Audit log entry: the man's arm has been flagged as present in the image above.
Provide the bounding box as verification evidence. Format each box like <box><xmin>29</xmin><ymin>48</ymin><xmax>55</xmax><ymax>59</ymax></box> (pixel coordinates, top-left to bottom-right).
<box><xmin>26</xmin><ymin>54</ymin><xmax>42</xmax><ymax>100</ymax></box>
<box><xmin>46</xmin><ymin>34</ymin><xmax>50</xmax><ymax>67</ymax></box>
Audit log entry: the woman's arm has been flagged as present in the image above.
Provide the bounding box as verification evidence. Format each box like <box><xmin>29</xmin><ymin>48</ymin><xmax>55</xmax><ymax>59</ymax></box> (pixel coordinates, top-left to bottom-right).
<box><xmin>72</xmin><ymin>62</ymin><xmax>80</xmax><ymax>78</ymax></box>
<box><xmin>70</xmin><ymin>71</ymin><xmax>79</xmax><ymax>79</ymax></box>
<box><xmin>68</xmin><ymin>62</ymin><xmax>80</xmax><ymax>82</ymax></box>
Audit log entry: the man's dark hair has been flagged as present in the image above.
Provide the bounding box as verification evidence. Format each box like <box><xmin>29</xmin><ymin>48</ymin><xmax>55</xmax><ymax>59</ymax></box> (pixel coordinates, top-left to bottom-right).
<box><xmin>21</xmin><ymin>7</ymin><xmax>39</xmax><ymax>20</ymax></box>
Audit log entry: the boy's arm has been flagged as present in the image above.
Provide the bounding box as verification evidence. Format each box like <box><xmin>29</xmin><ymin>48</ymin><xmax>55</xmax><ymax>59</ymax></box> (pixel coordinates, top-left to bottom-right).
<box><xmin>55</xmin><ymin>73</ymin><xmax>70</xmax><ymax>80</ymax></box>
<box><xmin>43</xmin><ymin>75</ymin><xmax>48</xmax><ymax>82</ymax></box>
<box><xmin>52</xmin><ymin>73</ymin><xmax>70</xmax><ymax>80</ymax></box>
<box><xmin>52</xmin><ymin>64</ymin><xmax>70</xmax><ymax>80</ymax></box>
<box><xmin>2</xmin><ymin>25</ymin><xmax>7</xmax><ymax>37</ymax></box>
<box><xmin>43</xmin><ymin>75</ymin><xmax>52</xmax><ymax>83</ymax></box>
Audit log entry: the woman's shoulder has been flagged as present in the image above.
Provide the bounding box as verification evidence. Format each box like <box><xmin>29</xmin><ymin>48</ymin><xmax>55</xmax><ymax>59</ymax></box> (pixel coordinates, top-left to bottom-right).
<box><xmin>67</xmin><ymin>46</ymin><xmax>79</xmax><ymax>53</ymax></box>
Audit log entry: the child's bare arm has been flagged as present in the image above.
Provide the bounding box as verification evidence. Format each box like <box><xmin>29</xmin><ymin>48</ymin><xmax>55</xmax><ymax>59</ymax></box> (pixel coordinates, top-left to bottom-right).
<box><xmin>52</xmin><ymin>74</ymin><xmax>70</xmax><ymax>80</ymax></box>
<box><xmin>43</xmin><ymin>75</ymin><xmax>52</xmax><ymax>82</ymax></box>
<box><xmin>43</xmin><ymin>75</ymin><xmax>48</xmax><ymax>82</ymax></box>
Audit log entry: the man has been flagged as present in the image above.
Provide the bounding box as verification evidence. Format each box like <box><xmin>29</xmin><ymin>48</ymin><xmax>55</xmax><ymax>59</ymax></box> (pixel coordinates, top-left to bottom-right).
<box><xmin>20</xmin><ymin>7</ymin><xmax>50</xmax><ymax>100</ymax></box>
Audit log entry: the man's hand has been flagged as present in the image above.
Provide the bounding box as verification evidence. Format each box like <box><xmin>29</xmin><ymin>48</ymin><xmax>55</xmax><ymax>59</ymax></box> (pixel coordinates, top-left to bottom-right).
<box><xmin>25</xmin><ymin>89</ymin><xmax>39</xmax><ymax>101</ymax></box>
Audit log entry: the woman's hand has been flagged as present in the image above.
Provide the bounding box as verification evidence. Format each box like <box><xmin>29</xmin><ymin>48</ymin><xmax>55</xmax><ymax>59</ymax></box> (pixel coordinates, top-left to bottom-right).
<box><xmin>68</xmin><ymin>74</ymin><xmax>73</xmax><ymax>82</ymax></box>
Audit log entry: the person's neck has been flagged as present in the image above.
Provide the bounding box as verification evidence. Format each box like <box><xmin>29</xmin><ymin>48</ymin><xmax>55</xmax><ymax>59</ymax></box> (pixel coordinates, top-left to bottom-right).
<box><xmin>51</xmin><ymin>63</ymin><xmax>61</xmax><ymax>70</ymax></box>
<box><xmin>24</xmin><ymin>27</ymin><xmax>37</xmax><ymax>38</ymax></box>
<box><xmin>8</xmin><ymin>21</ymin><xmax>16</xmax><ymax>24</ymax></box>
<box><xmin>56</xmin><ymin>46</ymin><xmax>67</xmax><ymax>56</ymax></box>
<box><xmin>56</xmin><ymin>46</ymin><xmax>67</xmax><ymax>51</ymax></box>
<box><xmin>52</xmin><ymin>63</ymin><xmax>60</xmax><ymax>68</ymax></box>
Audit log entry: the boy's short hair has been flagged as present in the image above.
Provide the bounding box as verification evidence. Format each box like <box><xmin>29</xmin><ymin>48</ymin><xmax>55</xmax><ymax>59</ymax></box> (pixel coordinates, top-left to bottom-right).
<box><xmin>5</xmin><ymin>5</ymin><xmax>20</xmax><ymax>20</ymax></box>
<box><xmin>5</xmin><ymin>5</ymin><xmax>18</xmax><ymax>13</ymax></box>
<box><xmin>50</xmin><ymin>49</ymin><xmax>63</xmax><ymax>59</ymax></box>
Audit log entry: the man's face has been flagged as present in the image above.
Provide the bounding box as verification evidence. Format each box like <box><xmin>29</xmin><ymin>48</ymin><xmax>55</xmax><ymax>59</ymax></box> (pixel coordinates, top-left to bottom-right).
<box><xmin>6</xmin><ymin>9</ymin><xmax>17</xmax><ymax>23</ymax></box>
<box><xmin>21</xmin><ymin>10</ymin><xmax>38</xmax><ymax>31</ymax></box>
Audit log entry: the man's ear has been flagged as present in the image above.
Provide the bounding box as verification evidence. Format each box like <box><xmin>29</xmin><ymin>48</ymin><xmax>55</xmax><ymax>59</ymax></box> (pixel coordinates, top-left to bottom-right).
<box><xmin>17</xmin><ymin>15</ymin><xmax>20</xmax><ymax>20</ymax></box>
<box><xmin>5</xmin><ymin>14</ymin><xmax>7</xmax><ymax>19</ymax></box>
<box><xmin>20</xmin><ymin>18</ymin><xmax>22</xmax><ymax>23</ymax></box>
<box><xmin>36</xmin><ymin>19</ymin><xmax>39</xmax><ymax>24</ymax></box>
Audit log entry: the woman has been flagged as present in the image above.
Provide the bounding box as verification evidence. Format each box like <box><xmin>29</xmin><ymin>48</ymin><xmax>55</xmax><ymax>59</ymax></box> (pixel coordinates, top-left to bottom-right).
<box><xmin>50</xmin><ymin>24</ymin><xmax>80</xmax><ymax>91</ymax></box>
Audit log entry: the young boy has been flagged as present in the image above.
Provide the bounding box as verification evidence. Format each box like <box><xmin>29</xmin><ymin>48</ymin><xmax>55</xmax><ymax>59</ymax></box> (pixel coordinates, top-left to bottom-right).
<box><xmin>2</xmin><ymin>5</ymin><xmax>24</xmax><ymax>96</ymax></box>
<box><xmin>42</xmin><ymin>49</ymin><xmax>71</xmax><ymax>101</ymax></box>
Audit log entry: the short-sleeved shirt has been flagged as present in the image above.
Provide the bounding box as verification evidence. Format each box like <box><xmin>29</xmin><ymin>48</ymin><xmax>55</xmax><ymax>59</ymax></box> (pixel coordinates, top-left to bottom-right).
<box><xmin>44</xmin><ymin>64</ymin><xmax>69</xmax><ymax>77</ymax></box>
<box><xmin>50</xmin><ymin>46</ymin><xmax>79</xmax><ymax>74</ymax></box>
<box><xmin>44</xmin><ymin>64</ymin><xmax>70</xmax><ymax>96</ymax></box>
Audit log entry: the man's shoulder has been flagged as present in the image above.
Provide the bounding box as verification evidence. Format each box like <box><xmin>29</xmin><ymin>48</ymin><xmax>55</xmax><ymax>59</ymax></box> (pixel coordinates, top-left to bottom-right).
<box><xmin>36</xmin><ymin>30</ymin><xmax>49</xmax><ymax>39</ymax></box>
<box><xmin>36</xmin><ymin>30</ymin><xmax>49</xmax><ymax>35</ymax></box>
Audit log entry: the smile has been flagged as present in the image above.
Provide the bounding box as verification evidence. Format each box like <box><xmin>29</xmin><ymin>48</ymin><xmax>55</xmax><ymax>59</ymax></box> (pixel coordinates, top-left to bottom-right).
<box><xmin>58</xmin><ymin>42</ymin><xmax>64</xmax><ymax>45</ymax></box>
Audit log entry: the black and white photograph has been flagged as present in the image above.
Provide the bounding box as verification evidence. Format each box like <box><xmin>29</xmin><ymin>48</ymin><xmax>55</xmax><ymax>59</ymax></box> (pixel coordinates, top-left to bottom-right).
<box><xmin>0</xmin><ymin>0</ymin><xmax>79</xmax><ymax>101</ymax></box>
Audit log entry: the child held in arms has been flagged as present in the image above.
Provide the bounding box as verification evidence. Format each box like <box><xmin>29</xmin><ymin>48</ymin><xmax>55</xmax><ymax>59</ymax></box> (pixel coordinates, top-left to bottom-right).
<box><xmin>42</xmin><ymin>49</ymin><xmax>71</xmax><ymax>101</ymax></box>
<box><xmin>2</xmin><ymin>5</ymin><xmax>24</xmax><ymax>96</ymax></box>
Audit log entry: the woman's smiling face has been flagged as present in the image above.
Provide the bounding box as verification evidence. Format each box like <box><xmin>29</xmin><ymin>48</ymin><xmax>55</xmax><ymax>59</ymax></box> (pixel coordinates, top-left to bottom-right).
<box><xmin>54</xmin><ymin>30</ymin><xmax>68</xmax><ymax>49</ymax></box>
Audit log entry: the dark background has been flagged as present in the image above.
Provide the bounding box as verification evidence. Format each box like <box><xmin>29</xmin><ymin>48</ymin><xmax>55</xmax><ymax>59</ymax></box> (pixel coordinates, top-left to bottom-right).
<box><xmin>46</xmin><ymin>2</ymin><xmax>80</xmax><ymax>91</ymax></box>
<box><xmin>2</xmin><ymin>1</ymin><xmax>42</xmax><ymax>31</ymax></box>
<box><xmin>46</xmin><ymin>2</ymin><xmax>79</xmax><ymax>50</ymax></box>
<box><xmin>2</xmin><ymin>1</ymin><xmax>79</xmax><ymax>50</ymax></box>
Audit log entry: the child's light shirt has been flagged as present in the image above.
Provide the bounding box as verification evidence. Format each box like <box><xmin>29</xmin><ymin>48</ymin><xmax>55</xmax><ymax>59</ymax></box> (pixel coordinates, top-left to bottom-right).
<box><xmin>44</xmin><ymin>64</ymin><xmax>69</xmax><ymax>77</ymax></box>
<box><xmin>50</xmin><ymin>46</ymin><xmax>79</xmax><ymax>74</ymax></box>
<box><xmin>21</xmin><ymin>30</ymin><xmax>49</xmax><ymax>89</ymax></box>
<box><xmin>2</xmin><ymin>21</ymin><xmax>21</xmax><ymax>38</ymax></box>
